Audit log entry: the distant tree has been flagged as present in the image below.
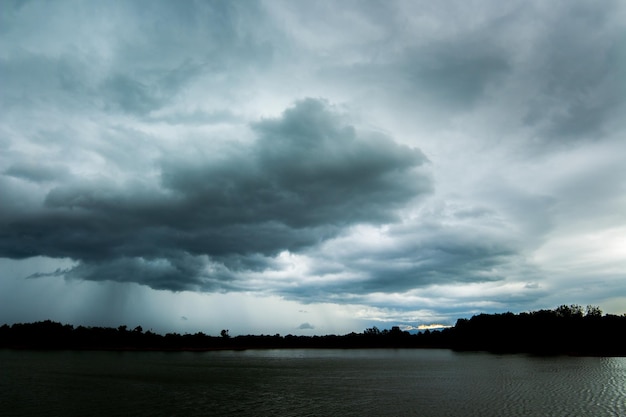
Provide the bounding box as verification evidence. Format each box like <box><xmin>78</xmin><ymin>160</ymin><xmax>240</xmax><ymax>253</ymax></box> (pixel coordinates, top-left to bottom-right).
<box><xmin>220</xmin><ymin>329</ymin><xmax>230</xmax><ymax>338</ymax></box>
<box><xmin>389</xmin><ymin>326</ymin><xmax>403</xmax><ymax>335</ymax></box>
<box><xmin>133</xmin><ymin>325</ymin><xmax>143</xmax><ymax>333</ymax></box>
<box><xmin>585</xmin><ymin>305</ymin><xmax>602</xmax><ymax>318</ymax></box>
<box><xmin>364</xmin><ymin>326</ymin><xmax>381</xmax><ymax>335</ymax></box>
<box><xmin>556</xmin><ymin>304</ymin><xmax>583</xmax><ymax>318</ymax></box>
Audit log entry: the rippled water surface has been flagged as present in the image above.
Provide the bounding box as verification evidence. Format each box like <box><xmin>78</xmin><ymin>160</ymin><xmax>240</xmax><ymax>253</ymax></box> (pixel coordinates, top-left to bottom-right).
<box><xmin>1</xmin><ymin>349</ymin><xmax>624</xmax><ymax>416</ymax></box>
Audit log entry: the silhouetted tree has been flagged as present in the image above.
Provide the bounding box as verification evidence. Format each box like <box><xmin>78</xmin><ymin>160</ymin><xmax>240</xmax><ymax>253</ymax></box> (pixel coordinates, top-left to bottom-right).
<box><xmin>585</xmin><ymin>305</ymin><xmax>602</xmax><ymax>318</ymax></box>
<box><xmin>556</xmin><ymin>304</ymin><xmax>584</xmax><ymax>318</ymax></box>
<box><xmin>2</xmin><ymin>306</ymin><xmax>625</xmax><ymax>354</ymax></box>
<box><xmin>364</xmin><ymin>326</ymin><xmax>381</xmax><ymax>335</ymax></box>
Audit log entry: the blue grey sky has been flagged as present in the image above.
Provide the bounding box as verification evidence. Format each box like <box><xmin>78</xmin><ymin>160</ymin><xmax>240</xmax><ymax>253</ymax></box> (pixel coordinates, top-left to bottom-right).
<box><xmin>1</xmin><ymin>0</ymin><xmax>625</xmax><ymax>335</ymax></box>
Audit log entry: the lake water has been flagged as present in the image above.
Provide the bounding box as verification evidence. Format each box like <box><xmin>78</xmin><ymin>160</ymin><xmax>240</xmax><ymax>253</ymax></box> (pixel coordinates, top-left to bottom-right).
<box><xmin>1</xmin><ymin>349</ymin><xmax>624</xmax><ymax>416</ymax></box>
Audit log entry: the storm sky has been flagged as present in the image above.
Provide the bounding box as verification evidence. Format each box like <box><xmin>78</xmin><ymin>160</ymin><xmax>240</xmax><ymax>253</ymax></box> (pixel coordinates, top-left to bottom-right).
<box><xmin>1</xmin><ymin>0</ymin><xmax>625</xmax><ymax>335</ymax></box>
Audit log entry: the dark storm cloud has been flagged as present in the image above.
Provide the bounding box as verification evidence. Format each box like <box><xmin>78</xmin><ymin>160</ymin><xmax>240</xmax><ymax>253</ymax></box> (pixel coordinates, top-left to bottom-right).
<box><xmin>0</xmin><ymin>99</ymin><xmax>430</xmax><ymax>290</ymax></box>
<box><xmin>62</xmin><ymin>254</ymin><xmax>236</xmax><ymax>292</ymax></box>
<box><xmin>161</xmin><ymin>99</ymin><xmax>429</xmax><ymax>228</ymax></box>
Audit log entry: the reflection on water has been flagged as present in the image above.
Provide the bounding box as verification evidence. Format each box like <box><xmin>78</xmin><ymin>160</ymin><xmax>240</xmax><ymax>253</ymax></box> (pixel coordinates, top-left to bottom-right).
<box><xmin>1</xmin><ymin>349</ymin><xmax>624</xmax><ymax>416</ymax></box>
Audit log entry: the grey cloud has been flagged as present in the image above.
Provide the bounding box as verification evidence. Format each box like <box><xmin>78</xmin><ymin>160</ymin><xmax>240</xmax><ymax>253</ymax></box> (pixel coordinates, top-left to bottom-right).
<box><xmin>107</xmin><ymin>1</ymin><xmax>276</xmax><ymax>87</ymax></box>
<box><xmin>1</xmin><ymin>1</ymin><xmax>275</xmax><ymax>118</ymax></box>
<box><xmin>335</xmin><ymin>238</ymin><xmax>513</xmax><ymax>294</ymax></box>
<box><xmin>161</xmin><ymin>98</ymin><xmax>430</xmax><ymax>229</ymax></box>
<box><xmin>316</xmin><ymin>10</ymin><xmax>512</xmax><ymax>113</ymax></box>
<box><xmin>0</xmin><ymin>53</ymin><xmax>86</xmax><ymax>109</ymax></box>
<box><xmin>283</xmin><ymin>200</ymin><xmax>542</xmax><ymax>304</ymax></box>
<box><xmin>4</xmin><ymin>162</ymin><xmax>70</xmax><ymax>183</ymax></box>
<box><xmin>312</xmin><ymin>0</ymin><xmax>624</xmax><ymax>146</ymax></box>
<box><xmin>1</xmin><ymin>99</ymin><xmax>430</xmax><ymax>291</ymax></box>
<box><xmin>400</xmin><ymin>38</ymin><xmax>510</xmax><ymax>107</ymax></box>
<box><xmin>101</xmin><ymin>74</ymin><xmax>164</xmax><ymax>116</ymax></box>
<box><xmin>297</xmin><ymin>322</ymin><xmax>315</xmax><ymax>330</ymax></box>
<box><xmin>436</xmin><ymin>1</ymin><xmax>626</xmax><ymax>149</ymax></box>
<box><xmin>516</xmin><ymin>1</ymin><xmax>625</xmax><ymax>144</ymax></box>
<box><xmin>148</xmin><ymin>109</ymin><xmax>241</xmax><ymax>126</ymax></box>
<box><xmin>0</xmin><ymin>54</ymin><xmax>200</xmax><ymax>117</ymax></box>
<box><xmin>62</xmin><ymin>254</ymin><xmax>236</xmax><ymax>292</ymax></box>
<box><xmin>99</xmin><ymin>61</ymin><xmax>209</xmax><ymax>116</ymax></box>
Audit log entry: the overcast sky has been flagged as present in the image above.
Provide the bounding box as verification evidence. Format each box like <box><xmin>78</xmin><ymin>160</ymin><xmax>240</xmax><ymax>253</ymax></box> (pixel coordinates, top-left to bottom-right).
<box><xmin>1</xmin><ymin>0</ymin><xmax>625</xmax><ymax>335</ymax></box>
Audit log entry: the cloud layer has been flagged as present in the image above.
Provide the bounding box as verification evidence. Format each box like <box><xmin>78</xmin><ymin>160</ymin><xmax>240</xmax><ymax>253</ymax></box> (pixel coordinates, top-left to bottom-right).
<box><xmin>1</xmin><ymin>0</ymin><xmax>625</xmax><ymax>331</ymax></box>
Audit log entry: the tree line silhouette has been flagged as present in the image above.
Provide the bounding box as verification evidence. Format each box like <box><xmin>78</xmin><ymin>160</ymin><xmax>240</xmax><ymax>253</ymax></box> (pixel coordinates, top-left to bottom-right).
<box><xmin>1</xmin><ymin>305</ymin><xmax>625</xmax><ymax>355</ymax></box>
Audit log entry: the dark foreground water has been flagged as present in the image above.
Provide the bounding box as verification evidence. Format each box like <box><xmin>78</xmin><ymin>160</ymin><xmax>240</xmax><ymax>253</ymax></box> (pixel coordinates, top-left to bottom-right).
<box><xmin>1</xmin><ymin>349</ymin><xmax>624</xmax><ymax>416</ymax></box>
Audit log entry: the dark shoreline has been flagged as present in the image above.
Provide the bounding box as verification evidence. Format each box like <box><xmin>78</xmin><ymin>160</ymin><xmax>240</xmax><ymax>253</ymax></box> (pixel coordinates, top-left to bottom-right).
<box><xmin>2</xmin><ymin>305</ymin><xmax>626</xmax><ymax>356</ymax></box>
